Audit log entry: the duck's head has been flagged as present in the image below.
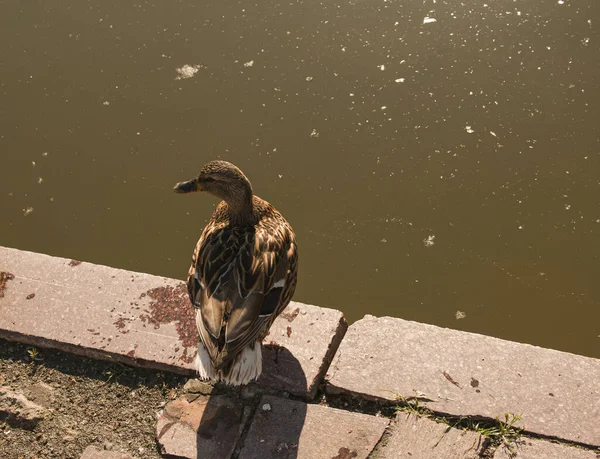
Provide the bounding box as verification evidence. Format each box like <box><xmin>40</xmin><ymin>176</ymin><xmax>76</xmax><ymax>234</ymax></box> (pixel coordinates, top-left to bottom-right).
<box><xmin>174</xmin><ymin>160</ymin><xmax>253</xmax><ymax>210</ymax></box>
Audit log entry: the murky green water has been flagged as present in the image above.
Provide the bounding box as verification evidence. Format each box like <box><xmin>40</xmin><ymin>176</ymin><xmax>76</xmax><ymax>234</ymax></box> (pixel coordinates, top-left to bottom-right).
<box><xmin>1</xmin><ymin>0</ymin><xmax>599</xmax><ymax>357</ymax></box>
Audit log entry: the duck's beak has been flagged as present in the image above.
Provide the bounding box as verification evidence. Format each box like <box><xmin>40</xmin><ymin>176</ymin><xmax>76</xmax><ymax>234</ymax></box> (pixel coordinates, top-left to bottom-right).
<box><xmin>173</xmin><ymin>179</ymin><xmax>198</xmax><ymax>194</ymax></box>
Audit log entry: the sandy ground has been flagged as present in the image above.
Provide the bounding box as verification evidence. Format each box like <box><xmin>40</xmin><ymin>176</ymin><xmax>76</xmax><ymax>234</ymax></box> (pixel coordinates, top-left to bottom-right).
<box><xmin>0</xmin><ymin>338</ymin><xmax>187</xmax><ymax>459</ymax></box>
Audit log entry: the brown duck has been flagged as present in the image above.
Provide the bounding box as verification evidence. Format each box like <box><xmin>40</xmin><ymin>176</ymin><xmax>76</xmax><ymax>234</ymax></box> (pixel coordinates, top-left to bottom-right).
<box><xmin>174</xmin><ymin>160</ymin><xmax>298</xmax><ymax>385</ymax></box>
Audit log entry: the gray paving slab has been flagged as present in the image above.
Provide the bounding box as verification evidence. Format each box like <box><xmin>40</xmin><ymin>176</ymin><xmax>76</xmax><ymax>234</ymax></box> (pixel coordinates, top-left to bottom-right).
<box><xmin>0</xmin><ymin>246</ymin><xmax>346</xmax><ymax>398</ymax></box>
<box><xmin>493</xmin><ymin>437</ymin><xmax>600</xmax><ymax>459</ymax></box>
<box><xmin>370</xmin><ymin>413</ymin><xmax>486</xmax><ymax>459</ymax></box>
<box><xmin>238</xmin><ymin>395</ymin><xmax>389</xmax><ymax>459</ymax></box>
<box><xmin>326</xmin><ymin>315</ymin><xmax>600</xmax><ymax>447</ymax></box>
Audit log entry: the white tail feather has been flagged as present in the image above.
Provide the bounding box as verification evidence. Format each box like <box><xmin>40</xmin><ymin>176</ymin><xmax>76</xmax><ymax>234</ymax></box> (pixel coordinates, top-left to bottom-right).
<box><xmin>194</xmin><ymin>340</ymin><xmax>263</xmax><ymax>386</ymax></box>
<box><xmin>195</xmin><ymin>343</ymin><xmax>218</xmax><ymax>381</ymax></box>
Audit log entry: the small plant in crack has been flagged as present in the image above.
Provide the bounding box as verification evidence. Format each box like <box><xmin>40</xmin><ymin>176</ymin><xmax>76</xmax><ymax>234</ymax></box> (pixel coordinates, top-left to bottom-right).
<box><xmin>103</xmin><ymin>363</ymin><xmax>126</xmax><ymax>383</ymax></box>
<box><xmin>26</xmin><ymin>347</ymin><xmax>43</xmax><ymax>362</ymax></box>
<box><xmin>468</xmin><ymin>413</ymin><xmax>524</xmax><ymax>457</ymax></box>
<box><xmin>386</xmin><ymin>391</ymin><xmax>434</xmax><ymax>418</ymax></box>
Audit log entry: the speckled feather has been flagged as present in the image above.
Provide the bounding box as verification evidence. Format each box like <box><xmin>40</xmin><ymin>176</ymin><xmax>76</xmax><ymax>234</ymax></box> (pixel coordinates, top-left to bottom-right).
<box><xmin>187</xmin><ymin>194</ymin><xmax>298</xmax><ymax>379</ymax></box>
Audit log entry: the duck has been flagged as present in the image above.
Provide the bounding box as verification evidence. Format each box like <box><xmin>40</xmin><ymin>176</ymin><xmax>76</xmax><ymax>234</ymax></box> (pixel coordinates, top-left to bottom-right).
<box><xmin>174</xmin><ymin>160</ymin><xmax>298</xmax><ymax>385</ymax></box>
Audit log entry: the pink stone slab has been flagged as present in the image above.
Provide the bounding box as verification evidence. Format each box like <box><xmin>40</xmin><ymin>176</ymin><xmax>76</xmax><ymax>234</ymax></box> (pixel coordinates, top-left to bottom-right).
<box><xmin>155</xmin><ymin>394</ymin><xmax>247</xmax><ymax>459</ymax></box>
<box><xmin>79</xmin><ymin>446</ymin><xmax>134</xmax><ymax>459</ymax></box>
<box><xmin>371</xmin><ymin>413</ymin><xmax>486</xmax><ymax>459</ymax></box>
<box><xmin>238</xmin><ymin>395</ymin><xmax>389</xmax><ymax>459</ymax></box>
<box><xmin>0</xmin><ymin>246</ymin><xmax>346</xmax><ymax>398</ymax></box>
<box><xmin>326</xmin><ymin>315</ymin><xmax>600</xmax><ymax>447</ymax></box>
<box><xmin>493</xmin><ymin>438</ymin><xmax>599</xmax><ymax>459</ymax></box>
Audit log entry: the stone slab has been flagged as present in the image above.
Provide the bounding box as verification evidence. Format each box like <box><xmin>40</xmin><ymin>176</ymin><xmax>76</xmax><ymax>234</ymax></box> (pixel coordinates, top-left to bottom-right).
<box><xmin>0</xmin><ymin>246</ymin><xmax>347</xmax><ymax>398</ymax></box>
<box><xmin>80</xmin><ymin>446</ymin><xmax>134</xmax><ymax>459</ymax></box>
<box><xmin>371</xmin><ymin>413</ymin><xmax>486</xmax><ymax>459</ymax></box>
<box><xmin>493</xmin><ymin>438</ymin><xmax>600</xmax><ymax>459</ymax></box>
<box><xmin>155</xmin><ymin>394</ymin><xmax>248</xmax><ymax>459</ymax></box>
<box><xmin>238</xmin><ymin>395</ymin><xmax>389</xmax><ymax>459</ymax></box>
<box><xmin>326</xmin><ymin>315</ymin><xmax>600</xmax><ymax>447</ymax></box>
<box><xmin>0</xmin><ymin>385</ymin><xmax>48</xmax><ymax>429</ymax></box>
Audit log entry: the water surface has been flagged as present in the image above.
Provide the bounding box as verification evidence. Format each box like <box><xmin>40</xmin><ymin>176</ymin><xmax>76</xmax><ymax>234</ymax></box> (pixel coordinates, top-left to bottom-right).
<box><xmin>1</xmin><ymin>0</ymin><xmax>599</xmax><ymax>357</ymax></box>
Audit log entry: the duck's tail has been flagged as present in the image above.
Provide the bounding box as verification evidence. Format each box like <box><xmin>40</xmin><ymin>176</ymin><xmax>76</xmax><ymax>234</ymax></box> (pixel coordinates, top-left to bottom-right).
<box><xmin>195</xmin><ymin>340</ymin><xmax>262</xmax><ymax>386</ymax></box>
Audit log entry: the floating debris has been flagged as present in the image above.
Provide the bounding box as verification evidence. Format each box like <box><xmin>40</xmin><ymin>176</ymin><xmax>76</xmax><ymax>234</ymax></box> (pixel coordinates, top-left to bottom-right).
<box><xmin>423</xmin><ymin>235</ymin><xmax>435</xmax><ymax>247</ymax></box>
<box><xmin>378</xmin><ymin>64</ymin><xmax>385</xmax><ymax>71</ymax></box>
<box><xmin>31</xmin><ymin>161</ymin><xmax>36</xmax><ymax>167</ymax></box>
<box><xmin>310</xmin><ymin>128</ymin><xmax>319</xmax><ymax>138</ymax></box>
<box><xmin>23</xmin><ymin>207</ymin><xmax>34</xmax><ymax>216</ymax></box>
<box><xmin>42</xmin><ymin>152</ymin><xmax>48</xmax><ymax>157</ymax></box>
<box><xmin>37</xmin><ymin>177</ymin><xmax>43</xmax><ymax>184</ymax></box>
<box><xmin>423</xmin><ymin>17</ymin><xmax>437</xmax><ymax>24</ymax></box>
<box><xmin>243</xmin><ymin>60</ymin><xmax>254</xmax><ymax>67</ymax></box>
<box><xmin>305</xmin><ymin>76</ymin><xmax>313</xmax><ymax>81</ymax></box>
<box><xmin>102</xmin><ymin>101</ymin><xmax>110</xmax><ymax>106</ymax></box>
<box><xmin>455</xmin><ymin>310</ymin><xmax>467</xmax><ymax>320</ymax></box>
<box><xmin>175</xmin><ymin>64</ymin><xmax>201</xmax><ymax>80</ymax></box>
<box><xmin>465</xmin><ymin>125</ymin><xmax>474</xmax><ymax>134</ymax></box>
<box><xmin>395</xmin><ymin>78</ymin><xmax>405</xmax><ymax>83</ymax></box>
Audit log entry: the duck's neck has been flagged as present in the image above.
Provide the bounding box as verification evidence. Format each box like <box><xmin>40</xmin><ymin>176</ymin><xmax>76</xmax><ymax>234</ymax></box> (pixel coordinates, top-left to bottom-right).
<box><xmin>225</xmin><ymin>187</ymin><xmax>255</xmax><ymax>225</ymax></box>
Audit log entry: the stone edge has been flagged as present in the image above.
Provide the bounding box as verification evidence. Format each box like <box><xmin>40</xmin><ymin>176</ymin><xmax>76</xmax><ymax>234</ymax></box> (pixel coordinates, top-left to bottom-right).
<box><xmin>306</xmin><ymin>313</ymin><xmax>348</xmax><ymax>398</ymax></box>
<box><xmin>0</xmin><ymin>328</ymin><xmax>196</xmax><ymax>377</ymax></box>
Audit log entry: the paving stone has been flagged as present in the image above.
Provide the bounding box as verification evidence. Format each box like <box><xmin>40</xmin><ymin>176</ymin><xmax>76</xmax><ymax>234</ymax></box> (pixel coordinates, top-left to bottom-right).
<box><xmin>25</xmin><ymin>382</ymin><xmax>55</xmax><ymax>409</ymax></box>
<box><xmin>0</xmin><ymin>246</ymin><xmax>347</xmax><ymax>398</ymax></box>
<box><xmin>183</xmin><ymin>378</ymin><xmax>214</xmax><ymax>395</ymax></box>
<box><xmin>493</xmin><ymin>437</ymin><xmax>600</xmax><ymax>459</ymax></box>
<box><xmin>370</xmin><ymin>413</ymin><xmax>486</xmax><ymax>459</ymax></box>
<box><xmin>0</xmin><ymin>386</ymin><xmax>48</xmax><ymax>429</ymax></box>
<box><xmin>326</xmin><ymin>315</ymin><xmax>600</xmax><ymax>447</ymax></box>
<box><xmin>79</xmin><ymin>445</ymin><xmax>134</xmax><ymax>459</ymax></box>
<box><xmin>155</xmin><ymin>394</ymin><xmax>247</xmax><ymax>459</ymax></box>
<box><xmin>238</xmin><ymin>395</ymin><xmax>389</xmax><ymax>459</ymax></box>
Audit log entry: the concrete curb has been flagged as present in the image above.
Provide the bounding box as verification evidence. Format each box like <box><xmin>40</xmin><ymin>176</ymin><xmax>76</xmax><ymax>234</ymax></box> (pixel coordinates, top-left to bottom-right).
<box><xmin>2</xmin><ymin>246</ymin><xmax>600</xmax><ymax>458</ymax></box>
<box><xmin>326</xmin><ymin>315</ymin><xmax>600</xmax><ymax>448</ymax></box>
<box><xmin>0</xmin><ymin>246</ymin><xmax>346</xmax><ymax>399</ymax></box>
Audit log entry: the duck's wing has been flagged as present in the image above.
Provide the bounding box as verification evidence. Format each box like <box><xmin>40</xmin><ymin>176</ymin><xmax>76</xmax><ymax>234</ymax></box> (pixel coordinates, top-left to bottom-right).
<box><xmin>188</xmin><ymin>221</ymin><xmax>298</xmax><ymax>369</ymax></box>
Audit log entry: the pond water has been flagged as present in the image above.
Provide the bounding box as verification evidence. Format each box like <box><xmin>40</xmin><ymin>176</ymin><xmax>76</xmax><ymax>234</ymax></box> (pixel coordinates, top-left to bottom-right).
<box><xmin>1</xmin><ymin>0</ymin><xmax>599</xmax><ymax>357</ymax></box>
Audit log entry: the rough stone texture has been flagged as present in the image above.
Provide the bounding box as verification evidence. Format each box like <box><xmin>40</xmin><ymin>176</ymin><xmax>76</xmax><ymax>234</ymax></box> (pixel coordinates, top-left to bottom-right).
<box><xmin>493</xmin><ymin>438</ymin><xmax>600</xmax><ymax>459</ymax></box>
<box><xmin>155</xmin><ymin>394</ymin><xmax>247</xmax><ymax>459</ymax></box>
<box><xmin>0</xmin><ymin>386</ymin><xmax>48</xmax><ymax>429</ymax></box>
<box><xmin>238</xmin><ymin>395</ymin><xmax>389</xmax><ymax>459</ymax></box>
<box><xmin>183</xmin><ymin>378</ymin><xmax>214</xmax><ymax>395</ymax></box>
<box><xmin>371</xmin><ymin>413</ymin><xmax>487</xmax><ymax>459</ymax></box>
<box><xmin>0</xmin><ymin>246</ymin><xmax>347</xmax><ymax>398</ymax></box>
<box><xmin>259</xmin><ymin>303</ymin><xmax>347</xmax><ymax>398</ymax></box>
<box><xmin>326</xmin><ymin>315</ymin><xmax>600</xmax><ymax>447</ymax></box>
<box><xmin>25</xmin><ymin>382</ymin><xmax>55</xmax><ymax>409</ymax></box>
<box><xmin>79</xmin><ymin>445</ymin><xmax>135</xmax><ymax>459</ymax></box>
